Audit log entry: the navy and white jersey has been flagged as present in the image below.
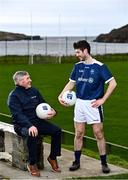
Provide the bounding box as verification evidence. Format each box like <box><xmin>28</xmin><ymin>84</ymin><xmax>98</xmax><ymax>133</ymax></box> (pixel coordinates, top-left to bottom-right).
<box><xmin>69</xmin><ymin>59</ymin><xmax>114</xmax><ymax>100</ymax></box>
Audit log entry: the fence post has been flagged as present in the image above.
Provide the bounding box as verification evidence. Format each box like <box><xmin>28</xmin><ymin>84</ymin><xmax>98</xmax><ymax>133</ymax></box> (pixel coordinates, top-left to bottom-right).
<box><xmin>0</xmin><ymin>129</ymin><xmax>5</xmax><ymax>152</ymax></box>
<box><xmin>45</xmin><ymin>37</ymin><xmax>48</xmax><ymax>55</ymax></box>
<box><xmin>65</xmin><ymin>36</ymin><xmax>68</xmax><ymax>56</ymax></box>
<box><xmin>106</xmin><ymin>143</ymin><xmax>112</xmax><ymax>154</ymax></box>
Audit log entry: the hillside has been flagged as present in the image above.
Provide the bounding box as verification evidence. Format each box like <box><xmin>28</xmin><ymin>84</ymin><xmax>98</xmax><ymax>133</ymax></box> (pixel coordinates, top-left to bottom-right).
<box><xmin>0</xmin><ymin>31</ymin><xmax>41</xmax><ymax>41</ymax></box>
<box><xmin>94</xmin><ymin>24</ymin><xmax>128</xmax><ymax>43</ymax></box>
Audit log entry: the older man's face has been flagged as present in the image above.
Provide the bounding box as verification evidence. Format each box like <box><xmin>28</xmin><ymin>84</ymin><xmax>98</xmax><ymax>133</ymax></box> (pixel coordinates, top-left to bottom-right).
<box><xmin>18</xmin><ymin>74</ymin><xmax>32</xmax><ymax>89</ymax></box>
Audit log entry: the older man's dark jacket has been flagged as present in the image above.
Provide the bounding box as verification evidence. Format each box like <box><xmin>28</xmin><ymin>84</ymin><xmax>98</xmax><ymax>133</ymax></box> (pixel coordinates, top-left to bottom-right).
<box><xmin>7</xmin><ymin>85</ymin><xmax>46</xmax><ymax>135</ymax></box>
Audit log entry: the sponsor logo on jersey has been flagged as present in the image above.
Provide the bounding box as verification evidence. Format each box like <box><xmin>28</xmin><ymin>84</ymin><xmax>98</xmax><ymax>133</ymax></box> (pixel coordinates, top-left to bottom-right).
<box><xmin>78</xmin><ymin>77</ymin><xmax>94</xmax><ymax>83</ymax></box>
<box><xmin>78</xmin><ymin>77</ymin><xmax>88</xmax><ymax>82</ymax></box>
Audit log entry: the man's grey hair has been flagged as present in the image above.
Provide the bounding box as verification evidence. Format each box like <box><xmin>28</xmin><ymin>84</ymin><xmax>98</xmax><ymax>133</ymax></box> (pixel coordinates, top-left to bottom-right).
<box><xmin>13</xmin><ymin>71</ymin><xmax>29</xmax><ymax>85</ymax></box>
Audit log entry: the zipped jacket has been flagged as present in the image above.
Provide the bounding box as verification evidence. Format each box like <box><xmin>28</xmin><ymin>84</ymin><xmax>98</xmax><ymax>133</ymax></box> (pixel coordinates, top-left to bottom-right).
<box><xmin>7</xmin><ymin>85</ymin><xmax>46</xmax><ymax>131</ymax></box>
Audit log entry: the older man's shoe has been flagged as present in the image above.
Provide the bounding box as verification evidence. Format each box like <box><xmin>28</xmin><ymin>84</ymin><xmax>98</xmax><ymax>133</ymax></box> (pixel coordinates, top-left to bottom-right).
<box><xmin>27</xmin><ymin>164</ymin><xmax>40</xmax><ymax>177</ymax></box>
<box><xmin>102</xmin><ymin>164</ymin><xmax>110</xmax><ymax>173</ymax></box>
<box><xmin>69</xmin><ymin>161</ymin><xmax>80</xmax><ymax>171</ymax></box>
<box><xmin>47</xmin><ymin>157</ymin><xmax>61</xmax><ymax>172</ymax></box>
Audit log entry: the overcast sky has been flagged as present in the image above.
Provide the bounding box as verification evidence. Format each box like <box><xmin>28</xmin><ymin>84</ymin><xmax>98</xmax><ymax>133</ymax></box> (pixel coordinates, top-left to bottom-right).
<box><xmin>0</xmin><ymin>0</ymin><xmax>128</xmax><ymax>37</ymax></box>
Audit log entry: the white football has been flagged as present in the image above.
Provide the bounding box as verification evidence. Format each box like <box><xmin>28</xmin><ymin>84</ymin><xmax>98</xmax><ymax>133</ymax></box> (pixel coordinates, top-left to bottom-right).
<box><xmin>36</xmin><ymin>103</ymin><xmax>51</xmax><ymax>119</ymax></box>
<box><xmin>62</xmin><ymin>90</ymin><xmax>76</xmax><ymax>106</ymax></box>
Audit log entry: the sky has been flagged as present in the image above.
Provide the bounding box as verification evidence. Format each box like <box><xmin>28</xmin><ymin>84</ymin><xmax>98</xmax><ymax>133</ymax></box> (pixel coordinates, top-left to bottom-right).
<box><xmin>0</xmin><ymin>0</ymin><xmax>128</xmax><ymax>37</ymax></box>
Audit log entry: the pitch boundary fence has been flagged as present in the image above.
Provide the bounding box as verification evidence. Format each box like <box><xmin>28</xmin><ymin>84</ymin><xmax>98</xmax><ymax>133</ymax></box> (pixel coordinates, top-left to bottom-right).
<box><xmin>0</xmin><ymin>112</ymin><xmax>127</xmax><ymax>159</ymax></box>
<box><xmin>1</xmin><ymin>37</ymin><xmax>128</xmax><ymax>57</ymax></box>
<box><xmin>61</xmin><ymin>129</ymin><xmax>128</xmax><ymax>159</ymax></box>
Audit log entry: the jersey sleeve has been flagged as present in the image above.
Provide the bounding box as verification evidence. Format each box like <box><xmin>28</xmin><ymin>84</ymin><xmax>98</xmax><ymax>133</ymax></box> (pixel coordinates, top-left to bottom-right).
<box><xmin>69</xmin><ymin>65</ymin><xmax>77</xmax><ymax>82</ymax></box>
<box><xmin>101</xmin><ymin>64</ymin><xmax>114</xmax><ymax>84</ymax></box>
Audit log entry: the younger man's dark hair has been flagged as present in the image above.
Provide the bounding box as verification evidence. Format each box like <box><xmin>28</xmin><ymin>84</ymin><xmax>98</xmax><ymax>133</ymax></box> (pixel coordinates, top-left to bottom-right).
<box><xmin>73</xmin><ymin>40</ymin><xmax>91</xmax><ymax>54</ymax></box>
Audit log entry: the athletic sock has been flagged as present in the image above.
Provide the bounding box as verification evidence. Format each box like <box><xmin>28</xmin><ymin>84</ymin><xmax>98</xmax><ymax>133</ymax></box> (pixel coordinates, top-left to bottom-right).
<box><xmin>100</xmin><ymin>154</ymin><xmax>107</xmax><ymax>165</ymax></box>
<box><xmin>74</xmin><ymin>150</ymin><xmax>81</xmax><ymax>164</ymax></box>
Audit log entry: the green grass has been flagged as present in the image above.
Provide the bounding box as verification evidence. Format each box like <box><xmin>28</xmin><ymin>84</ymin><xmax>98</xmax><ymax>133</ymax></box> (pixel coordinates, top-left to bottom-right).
<box><xmin>0</xmin><ymin>61</ymin><xmax>128</xmax><ymax>148</ymax></box>
<box><xmin>44</xmin><ymin>138</ymin><xmax>128</xmax><ymax>179</ymax></box>
<box><xmin>0</xmin><ymin>59</ymin><xmax>128</xmax><ymax>178</ymax></box>
<box><xmin>69</xmin><ymin>173</ymin><xmax>128</xmax><ymax>179</ymax></box>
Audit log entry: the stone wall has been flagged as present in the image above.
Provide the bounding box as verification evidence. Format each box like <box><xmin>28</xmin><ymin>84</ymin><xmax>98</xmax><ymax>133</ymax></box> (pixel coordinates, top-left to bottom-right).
<box><xmin>0</xmin><ymin>122</ymin><xmax>44</xmax><ymax>170</ymax></box>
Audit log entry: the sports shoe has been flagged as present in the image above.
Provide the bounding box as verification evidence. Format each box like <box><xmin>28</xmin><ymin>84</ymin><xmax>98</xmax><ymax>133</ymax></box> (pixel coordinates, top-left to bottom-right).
<box><xmin>27</xmin><ymin>164</ymin><xmax>40</xmax><ymax>177</ymax></box>
<box><xmin>47</xmin><ymin>156</ymin><xmax>61</xmax><ymax>173</ymax></box>
<box><xmin>69</xmin><ymin>161</ymin><xmax>80</xmax><ymax>171</ymax></box>
<box><xmin>102</xmin><ymin>164</ymin><xmax>110</xmax><ymax>173</ymax></box>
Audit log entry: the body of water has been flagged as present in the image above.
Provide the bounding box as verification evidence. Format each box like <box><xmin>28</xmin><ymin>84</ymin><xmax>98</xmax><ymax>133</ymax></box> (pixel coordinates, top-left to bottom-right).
<box><xmin>0</xmin><ymin>36</ymin><xmax>128</xmax><ymax>56</ymax></box>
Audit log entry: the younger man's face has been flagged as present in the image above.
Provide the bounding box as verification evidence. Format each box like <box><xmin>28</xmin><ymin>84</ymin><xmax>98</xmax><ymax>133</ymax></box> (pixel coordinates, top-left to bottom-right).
<box><xmin>75</xmin><ymin>49</ymin><xmax>87</xmax><ymax>61</ymax></box>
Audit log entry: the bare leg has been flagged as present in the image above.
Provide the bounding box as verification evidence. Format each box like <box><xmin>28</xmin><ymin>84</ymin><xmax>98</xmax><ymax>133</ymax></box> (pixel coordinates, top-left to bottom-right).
<box><xmin>74</xmin><ymin>122</ymin><xmax>85</xmax><ymax>151</ymax></box>
<box><xmin>69</xmin><ymin>122</ymin><xmax>85</xmax><ymax>171</ymax></box>
<box><xmin>92</xmin><ymin>123</ymin><xmax>106</xmax><ymax>155</ymax></box>
<box><xmin>92</xmin><ymin>123</ymin><xmax>110</xmax><ymax>173</ymax></box>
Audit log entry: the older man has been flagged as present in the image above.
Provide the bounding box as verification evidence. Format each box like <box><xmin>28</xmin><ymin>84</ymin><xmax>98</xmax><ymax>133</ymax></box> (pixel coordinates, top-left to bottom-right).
<box><xmin>8</xmin><ymin>71</ymin><xmax>61</xmax><ymax>177</ymax></box>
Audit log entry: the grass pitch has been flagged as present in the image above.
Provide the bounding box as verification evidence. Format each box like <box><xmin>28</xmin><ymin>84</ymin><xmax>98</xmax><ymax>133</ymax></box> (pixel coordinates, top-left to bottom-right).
<box><xmin>0</xmin><ymin>61</ymin><xmax>128</xmax><ymax>147</ymax></box>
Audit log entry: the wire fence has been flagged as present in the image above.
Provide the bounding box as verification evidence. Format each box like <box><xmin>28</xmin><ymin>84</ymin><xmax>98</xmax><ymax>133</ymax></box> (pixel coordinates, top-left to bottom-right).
<box><xmin>0</xmin><ymin>113</ymin><xmax>128</xmax><ymax>160</ymax></box>
<box><xmin>0</xmin><ymin>36</ymin><xmax>128</xmax><ymax>57</ymax></box>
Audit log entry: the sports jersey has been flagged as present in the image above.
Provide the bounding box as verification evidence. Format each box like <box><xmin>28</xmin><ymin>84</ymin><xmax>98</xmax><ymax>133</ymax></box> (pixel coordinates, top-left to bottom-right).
<box><xmin>69</xmin><ymin>59</ymin><xmax>113</xmax><ymax>100</ymax></box>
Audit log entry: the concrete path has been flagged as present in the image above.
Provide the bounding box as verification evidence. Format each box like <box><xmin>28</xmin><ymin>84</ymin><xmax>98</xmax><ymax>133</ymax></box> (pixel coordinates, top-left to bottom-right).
<box><xmin>0</xmin><ymin>143</ymin><xmax>128</xmax><ymax>179</ymax></box>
